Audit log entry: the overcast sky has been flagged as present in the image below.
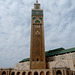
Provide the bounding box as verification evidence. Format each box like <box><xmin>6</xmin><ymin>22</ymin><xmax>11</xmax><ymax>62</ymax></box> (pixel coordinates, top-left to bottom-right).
<box><xmin>0</xmin><ymin>0</ymin><xmax>75</xmax><ymax>68</ymax></box>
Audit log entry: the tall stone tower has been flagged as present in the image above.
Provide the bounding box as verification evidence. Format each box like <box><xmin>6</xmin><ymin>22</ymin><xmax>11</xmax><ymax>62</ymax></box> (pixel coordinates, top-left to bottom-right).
<box><xmin>30</xmin><ymin>0</ymin><xmax>46</xmax><ymax>69</ymax></box>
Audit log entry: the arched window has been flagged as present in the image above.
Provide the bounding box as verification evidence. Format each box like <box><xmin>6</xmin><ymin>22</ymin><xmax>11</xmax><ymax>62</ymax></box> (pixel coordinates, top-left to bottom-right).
<box><xmin>41</xmin><ymin>59</ymin><xmax>43</xmax><ymax>62</ymax></box>
<box><xmin>56</xmin><ymin>70</ymin><xmax>62</xmax><ymax>75</ymax></box>
<box><xmin>46</xmin><ymin>71</ymin><xmax>50</xmax><ymax>75</ymax></box>
<box><xmin>28</xmin><ymin>72</ymin><xmax>32</xmax><ymax>75</ymax></box>
<box><xmin>22</xmin><ymin>72</ymin><xmax>26</xmax><ymax>75</ymax></box>
<box><xmin>32</xmin><ymin>59</ymin><xmax>34</xmax><ymax>61</ymax></box>
<box><xmin>17</xmin><ymin>72</ymin><xmax>20</xmax><ymax>75</ymax></box>
<box><xmin>11</xmin><ymin>72</ymin><xmax>15</xmax><ymax>75</ymax></box>
<box><xmin>34</xmin><ymin>72</ymin><xmax>38</xmax><ymax>75</ymax></box>
<box><xmin>40</xmin><ymin>71</ymin><xmax>44</xmax><ymax>75</ymax></box>
<box><xmin>2</xmin><ymin>71</ymin><xmax>6</xmax><ymax>75</ymax></box>
<box><xmin>37</xmin><ymin>58</ymin><xmax>39</xmax><ymax>61</ymax></box>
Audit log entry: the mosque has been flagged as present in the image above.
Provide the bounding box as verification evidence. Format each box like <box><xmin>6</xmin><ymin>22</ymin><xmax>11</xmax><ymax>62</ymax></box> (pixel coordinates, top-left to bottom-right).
<box><xmin>0</xmin><ymin>0</ymin><xmax>75</xmax><ymax>75</ymax></box>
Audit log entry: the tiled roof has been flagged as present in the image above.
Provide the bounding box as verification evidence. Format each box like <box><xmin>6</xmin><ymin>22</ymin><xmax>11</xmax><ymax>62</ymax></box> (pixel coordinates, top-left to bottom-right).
<box><xmin>20</xmin><ymin>58</ymin><xmax>30</xmax><ymax>62</ymax></box>
<box><xmin>20</xmin><ymin>47</ymin><xmax>75</xmax><ymax>63</ymax></box>
<box><xmin>45</xmin><ymin>47</ymin><xmax>75</xmax><ymax>57</ymax></box>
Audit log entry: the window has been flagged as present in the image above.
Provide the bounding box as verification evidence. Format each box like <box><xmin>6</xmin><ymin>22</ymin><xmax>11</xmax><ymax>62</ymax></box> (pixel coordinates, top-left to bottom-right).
<box><xmin>37</xmin><ymin>58</ymin><xmax>39</xmax><ymax>61</ymax></box>
<box><xmin>41</xmin><ymin>59</ymin><xmax>43</xmax><ymax>62</ymax></box>
<box><xmin>32</xmin><ymin>59</ymin><xmax>34</xmax><ymax>61</ymax></box>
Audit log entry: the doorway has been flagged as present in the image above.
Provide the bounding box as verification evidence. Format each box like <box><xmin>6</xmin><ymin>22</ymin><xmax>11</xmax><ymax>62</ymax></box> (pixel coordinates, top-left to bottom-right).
<box><xmin>56</xmin><ymin>70</ymin><xmax>62</xmax><ymax>75</ymax></box>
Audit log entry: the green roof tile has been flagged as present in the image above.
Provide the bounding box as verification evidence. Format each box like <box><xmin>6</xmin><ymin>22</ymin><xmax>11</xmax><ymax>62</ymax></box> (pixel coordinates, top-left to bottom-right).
<box><xmin>20</xmin><ymin>47</ymin><xmax>75</xmax><ymax>63</ymax></box>
<box><xmin>19</xmin><ymin>58</ymin><xmax>30</xmax><ymax>63</ymax></box>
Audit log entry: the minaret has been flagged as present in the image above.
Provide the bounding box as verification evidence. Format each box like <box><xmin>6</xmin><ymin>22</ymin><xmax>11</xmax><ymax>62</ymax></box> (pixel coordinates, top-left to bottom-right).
<box><xmin>30</xmin><ymin>0</ymin><xmax>46</xmax><ymax>69</ymax></box>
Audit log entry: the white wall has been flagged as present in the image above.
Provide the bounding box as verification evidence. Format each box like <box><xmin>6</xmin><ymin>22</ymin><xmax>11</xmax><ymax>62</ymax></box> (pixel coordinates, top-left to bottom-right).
<box><xmin>47</xmin><ymin>52</ymin><xmax>75</xmax><ymax>71</ymax></box>
<box><xmin>14</xmin><ymin>52</ymin><xmax>75</xmax><ymax>71</ymax></box>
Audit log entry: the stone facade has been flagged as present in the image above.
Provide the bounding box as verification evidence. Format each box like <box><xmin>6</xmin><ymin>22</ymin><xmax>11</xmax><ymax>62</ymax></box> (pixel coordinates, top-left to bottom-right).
<box><xmin>0</xmin><ymin>69</ymin><xmax>52</xmax><ymax>75</ymax></box>
<box><xmin>14</xmin><ymin>52</ymin><xmax>75</xmax><ymax>72</ymax></box>
<box><xmin>46</xmin><ymin>52</ymin><xmax>75</xmax><ymax>71</ymax></box>
<box><xmin>15</xmin><ymin>62</ymin><xmax>30</xmax><ymax>70</ymax></box>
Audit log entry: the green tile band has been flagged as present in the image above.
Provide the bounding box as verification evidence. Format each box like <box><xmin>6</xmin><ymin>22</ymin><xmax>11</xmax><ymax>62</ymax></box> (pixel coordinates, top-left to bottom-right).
<box><xmin>32</xmin><ymin>10</ymin><xmax>43</xmax><ymax>16</ymax></box>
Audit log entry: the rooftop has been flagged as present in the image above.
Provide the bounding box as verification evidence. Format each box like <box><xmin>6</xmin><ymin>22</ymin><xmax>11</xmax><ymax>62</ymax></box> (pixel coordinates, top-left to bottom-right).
<box><xmin>20</xmin><ymin>47</ymin><xmax>75</xmax><ymax>63</ymax></box>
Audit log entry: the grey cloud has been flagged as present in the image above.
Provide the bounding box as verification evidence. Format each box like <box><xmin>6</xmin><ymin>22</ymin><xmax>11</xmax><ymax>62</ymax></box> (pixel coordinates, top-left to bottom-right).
<box><xmin>44</xmin><ymin>0</ymin><xmax>75</xmax><ymax>50</ymax></box>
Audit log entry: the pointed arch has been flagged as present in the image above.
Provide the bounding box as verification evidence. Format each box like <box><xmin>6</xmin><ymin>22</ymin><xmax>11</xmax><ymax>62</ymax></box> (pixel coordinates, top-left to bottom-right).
<box><xmin>11</xmin><ymin>72</ymin><xmax>15</xmax><ymax>75</ymax></box>
<box><xmin>34</xmin><ymin>71</ymin><xmax>38</xmax><ymax>75</ymax></box>
<box><xmin>56</xmin><ymin>70</ymin><xmax>62</xmax><ymax>75</ymax></box>
<box><xmin>40</xmin><ymin>71</ymin><xmax>44</xmax><ymax>75</ymax></box>
<box><xmin>28</xmin><ymin>71</ymin><xmax>32</xmax><ymax>75</ymax></box>
<box><xmin>2</xmin><ymin>71</ymin><xmax>6</xmax><ymax>75</ymax></box>
<box><xmin>17</xmin><ymin>72</ymin><xmax>20</xmax><ymax>75</ymax></box>
<box><xmin>22</xmin><ymin>72</ymin><xmax>26</xmax><ymax>75</ymax></box>
<box><xmin>46</xmin><ymin>71</ymin><xmax>50</xmax><ymax>75</ymax></box>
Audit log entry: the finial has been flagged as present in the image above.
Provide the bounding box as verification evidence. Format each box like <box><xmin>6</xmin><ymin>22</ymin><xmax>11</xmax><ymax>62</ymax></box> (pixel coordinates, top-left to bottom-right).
<box><xmin>36</xmin><ymin>0</ymin><xmax>38</xmax><ymax>3</ymax></box>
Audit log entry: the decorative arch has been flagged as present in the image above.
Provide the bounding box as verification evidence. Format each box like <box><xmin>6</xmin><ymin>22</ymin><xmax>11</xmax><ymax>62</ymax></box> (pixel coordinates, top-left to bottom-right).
<box><xmin>33</xmin><ymin>17</ymin><xmax>36</xmax><ymax>20</ymax></box>
<box><xmin>28</xmin><ymin>71</ymin><xmax>32</xmax><ymax>75</ymax></box>
<box><xmin>17</xmin><ymin>72</ymin><xmax>20</xmax><ymax>75</ymax></box>
<box><xmin>2</xmin><ymin>71</ymin><xmax>6</xmax><ymax>75</ymax></box>
<box><xmin>40</xmin><ymin>71</ymin><xmax>44</xmax><ymax>75</ymax></box>
<box><xmin>22</xmin><ymin>72</ymin><xmax>26</xmax><ymax>75</ymax></box>
<box><xmin>56</xmin><ymin>70</ymin><xmax>62</xmax><ymax>75</ymax></box>
<box><xmin>46</xmin><ymin>71</ymin><xmax>50</xmax><ymax>75</ymax></box>
<box><xmin>34</xmin><ymin>71</ymin><xmax>38</xmax><ymax>75</ymax></box>
<box><xmin>55</xmin><ymin>61</ymin><xmax>68</xmax><ymax>68</ymax></box>
<box><xmin>11</xmin><ymin>72</ymin><xmax>15</xmax><ymax>75</ymax></box>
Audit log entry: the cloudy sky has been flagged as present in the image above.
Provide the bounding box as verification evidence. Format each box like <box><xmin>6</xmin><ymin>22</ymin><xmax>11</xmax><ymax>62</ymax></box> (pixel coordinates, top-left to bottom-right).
<box><xmin>0</xmin><ymin>0</ymin><xmax>75</xmax><ymax>68</ymax></box>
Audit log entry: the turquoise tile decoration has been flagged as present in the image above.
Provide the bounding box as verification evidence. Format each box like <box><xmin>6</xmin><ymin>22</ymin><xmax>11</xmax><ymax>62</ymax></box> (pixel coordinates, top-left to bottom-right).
<box><xmin>35</xmin><ymin>20</ymin><xmax>40</xmax><ymax>23</ymax></box>
<box><xmin>39</xmin><ymin>17</ymin><xmax>42</xmax><ymax>20</ymax></box>
<box><xmin>33</xmin><ymin>17</ymin><xmax>36</xmax><ymax>20</ymax></box>
<box><xmin>32</xmin><ymin>10</ymin><xmax>43</xmax><ymax>16</ymax></box>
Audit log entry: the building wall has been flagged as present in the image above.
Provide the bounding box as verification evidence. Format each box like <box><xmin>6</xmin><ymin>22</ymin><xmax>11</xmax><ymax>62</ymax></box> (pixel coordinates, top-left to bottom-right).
<box><xmin>0</xmin><ymin>52</ymin><xmax>75</xmax><ymax>75</ymax></box>
<box><xmin>0</xmin><ymin>68</ymin><xmax>75</xmax><ymax>75</ymax></box>
<box><xmin>14</xmin><ymin>52</ymin><xmax>75</xmax><ymax>71</ymax></box>
<box><xmin>0</xmin><ymin>69</ymin><xmax>52</xmax><ymax>75</ymax></box>
<box><xmin>46</xmin><ymin>52</ymin><xmax>75</xmax><ymax>71</ymax></box>
<box><xmin>14</xmin><ymin>61</ymin><xmax>30</xmax><ymax>70</ymax></box>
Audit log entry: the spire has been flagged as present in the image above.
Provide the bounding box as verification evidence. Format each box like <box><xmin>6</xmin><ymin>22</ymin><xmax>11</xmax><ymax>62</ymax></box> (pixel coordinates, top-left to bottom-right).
<box><xmin>36</xmin><ymin>0</ymin><xmax>38</xmax><ymax>3</ymax></box>
<box><xmin>34</xmin><ymin>0</ymin><xmax>40</xmax><ymax>9</ymax></box>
